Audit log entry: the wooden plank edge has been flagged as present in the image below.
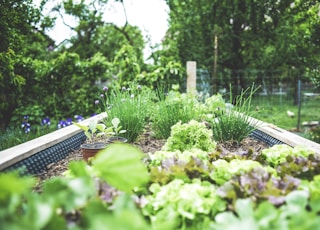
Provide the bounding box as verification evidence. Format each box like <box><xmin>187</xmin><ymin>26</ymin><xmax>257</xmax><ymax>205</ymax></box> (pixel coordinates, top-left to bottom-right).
<box><xmin>0</xmin><ymin>112</ymin><xmax>107</xmax><ymax>171</ymax></box>
<box><xmin>250</xmin><ymin>117</ymin><xmax>320</xmax><ymax>154</ymax></box>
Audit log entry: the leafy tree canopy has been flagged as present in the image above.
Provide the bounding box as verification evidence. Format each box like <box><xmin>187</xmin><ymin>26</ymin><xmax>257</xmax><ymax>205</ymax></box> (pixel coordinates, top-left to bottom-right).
<box><xmin>163</xmin><ymin>0</ymin><xmax>320</xmax><ymax>87</ymax></box>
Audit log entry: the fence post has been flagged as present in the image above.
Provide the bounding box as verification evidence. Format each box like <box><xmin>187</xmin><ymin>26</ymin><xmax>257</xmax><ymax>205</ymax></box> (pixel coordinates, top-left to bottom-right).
<box><xmin>297</xmin><ymin>80</ymin><xmax>302</xmax><ymax>131</ymax></box>
<box><xmin>186</xmin><ymin>61</ymin><xmax>197</xmax><ymax>93</ymax></box>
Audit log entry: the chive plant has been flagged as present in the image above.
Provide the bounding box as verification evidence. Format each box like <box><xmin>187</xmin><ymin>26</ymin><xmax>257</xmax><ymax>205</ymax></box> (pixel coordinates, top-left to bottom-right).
<box><xmin>99</xmin><ymin>84</ymin><xmax>155</xmax><ymax>142</ymax></box>
<box><xmin>150</xmin><ymin>90</ymin><xmax>201</xmax><ymax>139</ymax></box>
<box><xmin>209</xmin><ymin>84</ymin><xmax>261</xmax><ymax>143</ymax></box>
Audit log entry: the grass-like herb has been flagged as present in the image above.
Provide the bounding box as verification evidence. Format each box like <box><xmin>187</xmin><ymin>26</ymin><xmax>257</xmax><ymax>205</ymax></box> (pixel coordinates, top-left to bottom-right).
<box><xmin>209</xmin><ymin>84</ymin><xmax>261</xmax><ymax>143</ymax></box>
<box><xmin>151</xmin><ymin>91</ymin><xmax>201</xmax><ymax>139</ymax></box>
<box><xmin>101</xmin><ymin>84</ymin><xmax>155</xmax><ymax>142</ymax></box>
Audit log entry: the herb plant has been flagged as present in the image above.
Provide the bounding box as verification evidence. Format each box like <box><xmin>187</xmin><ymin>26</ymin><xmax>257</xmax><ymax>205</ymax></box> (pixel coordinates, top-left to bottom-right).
<box><xmin>151</xmin><ymin>91</ymin><xmax>201</xmax><ymax>139</ymax></box>
<box><xmin>209</xmin><ymin>84</ymin><xmax>260</xmax><ymax>143</ymax></box>
<box><xmin>99</xmin><ymin>84</ymin><xmax>154</xmax><ymax>142</ymax></box>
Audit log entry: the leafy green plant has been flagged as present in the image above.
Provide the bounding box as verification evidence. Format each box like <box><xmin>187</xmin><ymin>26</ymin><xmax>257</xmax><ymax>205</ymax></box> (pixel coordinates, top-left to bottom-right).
<box><xmin>211</xmin><ymin>190</ymin><xmax>320</xmax><ymax>230</ymax></box>
<box><xmin>209</xmin><ymin>84</ymin><xmax>260</xmax><ymax>143</ymax></box>
<box><xmin>74</xmin><ymin>117</ymin><xmax>126</xmax><ymax>144</ymax></box>
<box><xmin>210</xmin><ymin>159</ymin><xmax>276</xmax><ymax>185</ymax></box>
<box><xmin>151</xmin><ymin>91</ymin><xmax>201</xmax><ymax>139</ymax></box>
<box><xmin>73</xmin><ymin>120</ymin><xmax>107</xmax><ymax>143</ymax></box>
<box><xmin>142</xmin><ymin>179</ymin><xmax>227</xmax><ymax>230</ymax></box>
<box><xmin>203</xmin><ymin>93</ymin><xmax>227</xmax><ymax>115</ymax></box>
<box><xmin>106</xmin><ymin>117</ymin><xmax>127</xmax><ymax>136</ymax></box>
<box><xmin>0</xmin><ymin>143</ymin><xmax>150</xmax><ymax>229</ymax></box>
<box><xmin>99</xmin><ymin>84</ymin><xmax>154</xmax><ymax>142</ymax></box>
<box><xmin>163</xmin><ymin>119</ymin><xmax>217</xmax><ymax>152</ymax></box>
<box><xmin>148</xmin><ymin>149</ymin><xmax>210</xmax><ymax>166</ymax></box>
<box><xmin>307</xmin><ymin>126</ymin><xmax>320</xmax><ymax>143</ymax></box>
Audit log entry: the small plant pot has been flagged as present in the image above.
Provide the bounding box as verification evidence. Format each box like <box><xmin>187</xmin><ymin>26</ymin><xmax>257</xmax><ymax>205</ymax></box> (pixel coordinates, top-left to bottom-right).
<box><xmin>107</xmin><ymin>136</ymin><xmax>128</xmax><ymax>143</ymax></box>
<box><xmin>81</xmin><ymin>142</ymin><xmax>106</xmax><ymax>162</ymax></box>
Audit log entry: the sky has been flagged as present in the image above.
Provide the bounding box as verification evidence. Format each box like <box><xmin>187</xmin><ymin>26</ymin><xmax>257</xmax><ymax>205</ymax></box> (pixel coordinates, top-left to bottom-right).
<box><xmin>36</xmin><ymin>0</ymin><xmax>169</xmax><ymax>52</ymax></box>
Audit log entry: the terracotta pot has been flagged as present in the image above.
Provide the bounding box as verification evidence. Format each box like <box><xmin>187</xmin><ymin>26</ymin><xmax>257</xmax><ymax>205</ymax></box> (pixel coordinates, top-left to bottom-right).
<box><xmin>81</xmin><ymin>142</ymin><xmax>106</xmax><ymax>162</ymax></box>
<box><xmin>107</xmin><ymin>136</ymin><xmax>128</xmax><ymax>143</ymax></box>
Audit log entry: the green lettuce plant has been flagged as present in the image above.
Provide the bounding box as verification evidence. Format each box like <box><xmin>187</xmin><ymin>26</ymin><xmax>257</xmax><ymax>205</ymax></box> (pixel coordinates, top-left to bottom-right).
<box><xmin>142</xmin><ymin>179</ymin><xmax>227</xmax><ymax>230</ymax></box>
<box><xmin>211</xmin><ymin>190</ymin><xmax>320</xmax><ymax>230</ymax></box>
<box><xmin>162</xmin><ymin>119</ymin><xmax>217</xmax><ymax>152</ymax></box>
<box><xmin>210</xmin><ymin>159</ymin><xmax>276</xmax><ymax>185</ymax></box>
<box><xmin>262</xmin><ymin>144</ymin><xmax>315</xmax><ymax>167</ymax></box>
<box><xmin>148</xmin><ymin>149</ymin><xmax>210</xmax><ymax>166</ymax></box>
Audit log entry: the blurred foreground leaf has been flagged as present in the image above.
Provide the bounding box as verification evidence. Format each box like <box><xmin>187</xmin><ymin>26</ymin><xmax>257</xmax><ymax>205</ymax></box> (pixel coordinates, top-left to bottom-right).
<box><xmin>92</xmin><ymin>143</ymin><xmax>149</xmax><ymax>193</ymax></box>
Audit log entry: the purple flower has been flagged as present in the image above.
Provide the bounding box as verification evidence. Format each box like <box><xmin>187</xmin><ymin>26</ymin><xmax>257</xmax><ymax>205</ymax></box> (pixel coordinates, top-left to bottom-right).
<box><xmin>57</xmin><ymin>120</ymin><xmax>67</xmax><ymax>129</ymax></box>
<box><xmin>103</xmin><ymin>86</ymin><xmax>108</xmax><ymax>92</ymax></box>
<box><xmin>100</xmin><ymin>94</ymin><xmax>104</xmax><ymax>98</ymax></box>
<box><xmin>66</xmin><ymin>118</ymin><xmax>72</xmax><ymax>126</ymax></box>
<box><xmin>23</xmin><ymin>115</ymin><xmax>29</xmax><ymax>121</ymax></box>
<box><xmin>41</xmin><ymin>117</ymin><xmax>51</xmax><ymax>126</ymax></box>
<box><xmin>22</xmin><ymin>121</ymin><xmax>31</xmax><ymax>133</ymax></box>
<box><xmin>95</xmin><ymin>100</ymin><xmax>100</xmax><ymax>105</ymax></box>
<box><xmin>57</xmin><ymin>118</ymin><xmax>72</xmax><ymax>129</ymax></box>
<box><xmin>74</xmin><ymin>115</ymin><xmax>84</xmax><ymax>122</ymax></box>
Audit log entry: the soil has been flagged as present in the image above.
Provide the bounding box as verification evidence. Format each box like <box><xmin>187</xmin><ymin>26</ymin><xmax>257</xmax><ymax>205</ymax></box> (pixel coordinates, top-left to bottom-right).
<box><xmin>35</xmin><ymin>129</ymin><xmax>269</xmax><ymax>185</ymax></box>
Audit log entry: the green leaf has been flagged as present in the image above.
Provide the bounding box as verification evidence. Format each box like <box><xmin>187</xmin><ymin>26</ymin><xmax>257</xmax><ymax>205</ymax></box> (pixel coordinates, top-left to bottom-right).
<box><xmin>25</xmin><ymin>195</ymin><xmax>54</xmax><ymax>229</ymax></box>
<box><xmin>73</xmin><ymin>122</ymin><xmax>89</xmax><ymax>132</ymax></box>
<box><xmin>81</xmin><ymin>196</ymin><xmax>150</xmax><ymax>230</ymax></box>
<box><xmin>0</xmin><ymin>172</ymin><xmax>35</xmax><ymax>200</ymax></box>
<box><xmin>42</xmin><ymin>177</ymin><xmax>96</xmax><ymax>212</ymax></box>
<box><xmin>212</xmin><ymin>199</ymin><xmax>259</xmax><ymax>230</ymax></box>
<box><xmin>92</xmin><ymin>143</ymin><xmax>149</xmax><ymax>193</ymax></box>
<box><xmin>111</xmin><ymin>117</ymin><xmax>120</xmax><ymax>129</ymax></box>
<box><xmin>283</xmin><ymin>190</ymin><xmax>309</xmax><ymax>216</ymax></box>
<box><xmin>96</xmin><ymin>123</ymin><xmax>106</xmax><ymax>132</ymax></box>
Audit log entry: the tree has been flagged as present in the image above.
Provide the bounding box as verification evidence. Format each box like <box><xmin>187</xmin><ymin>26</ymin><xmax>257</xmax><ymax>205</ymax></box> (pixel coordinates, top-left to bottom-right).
<box><xmin>0</xmin><ymin>0</ymin><xmax>54</xmax><ymax>129</ymax></box>
<box><xmin>52</xmin><ymin>0</ymin><xmax>145</xmax><ymax>60</ymax></box>
<box><xmin>163</xmin><ymin>0</ymin><xmax>320</xmax><ymax>91</ymax></box>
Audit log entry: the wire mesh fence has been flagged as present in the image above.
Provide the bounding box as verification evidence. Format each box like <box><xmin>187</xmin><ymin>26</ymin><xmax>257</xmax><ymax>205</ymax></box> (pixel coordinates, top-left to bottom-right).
<box><xmin>195</xmin><ymin>68</ymin><xmax>320</xmax><ymax>106</ymax></box>
<box><xmin>187</xmin><ymin>68</ymin><xmax>320</xmax><ymax>136</ymax></box>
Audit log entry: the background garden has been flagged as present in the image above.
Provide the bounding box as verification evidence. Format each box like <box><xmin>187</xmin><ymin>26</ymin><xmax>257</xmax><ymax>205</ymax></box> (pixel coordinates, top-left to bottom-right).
<box><xmin>1</xmin><ymin>0</ymin><xmax>320</xmax><ymax>150</ymax></box>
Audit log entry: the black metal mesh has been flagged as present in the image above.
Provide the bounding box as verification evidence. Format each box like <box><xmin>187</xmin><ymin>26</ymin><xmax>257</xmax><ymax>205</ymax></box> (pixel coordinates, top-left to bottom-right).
<box><xmin>250</xmin><ymin>129</ymin><xmax>285</xmax><ymax>146</ymax></box>
<box><xmin>2</xmin><ymin>132</ymin><xmax>86</xmax><ymax>175</ymax></box>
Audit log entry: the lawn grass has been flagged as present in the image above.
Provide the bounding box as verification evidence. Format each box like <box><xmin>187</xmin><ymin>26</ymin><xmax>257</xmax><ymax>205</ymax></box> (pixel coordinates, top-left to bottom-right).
<box><xmin>251</xmin><ymin>95</ymin><xmax>320</xmax><ymax>131</ymax></box>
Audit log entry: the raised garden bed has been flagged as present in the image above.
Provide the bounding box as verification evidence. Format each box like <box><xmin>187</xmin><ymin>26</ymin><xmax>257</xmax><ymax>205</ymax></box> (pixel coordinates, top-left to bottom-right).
<box><xmin>1</xmin><ymin>113</ymin><xmax>319</xmax><ymax>176</ymax></box>
<box><xmin>2</xmin><ymin>113</ymin><xmax>320</xmax><ymax>229</ymax></box>
<box><xmin>0</xmin><ymin>113</ymin><xmax>107</xmax><ymax>175</ymax></box>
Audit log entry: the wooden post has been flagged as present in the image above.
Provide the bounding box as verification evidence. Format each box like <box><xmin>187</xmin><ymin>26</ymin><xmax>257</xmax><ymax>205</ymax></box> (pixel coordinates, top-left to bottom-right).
<box><xmin>212</xmin><ymin>35</ymin><xmax>218</xmax><ymax>93</ymax></box>
<box><xmin>186</xmin><ymin>61</ymin><xmax>197</xmax><ymax>93</ymax></box>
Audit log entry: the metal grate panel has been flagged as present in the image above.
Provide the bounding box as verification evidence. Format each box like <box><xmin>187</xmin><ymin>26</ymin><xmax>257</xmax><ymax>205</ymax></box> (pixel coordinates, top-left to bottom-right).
<box><xmin>2</xmin><ymin>132</ymin><xmax>86</xmax><ymax>175</ymax></box>
<box><xmin>250</xmin><ymin>129</ymin><xmax>285</xmax><ymax>146</ymax></box>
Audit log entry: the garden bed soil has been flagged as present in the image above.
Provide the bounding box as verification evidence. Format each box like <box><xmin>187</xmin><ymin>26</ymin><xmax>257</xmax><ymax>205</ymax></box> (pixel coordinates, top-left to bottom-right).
<box><xmin>34</xmin><ymin>129</ymin><xmax>269</xmax><ymax>185</ymax></box>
